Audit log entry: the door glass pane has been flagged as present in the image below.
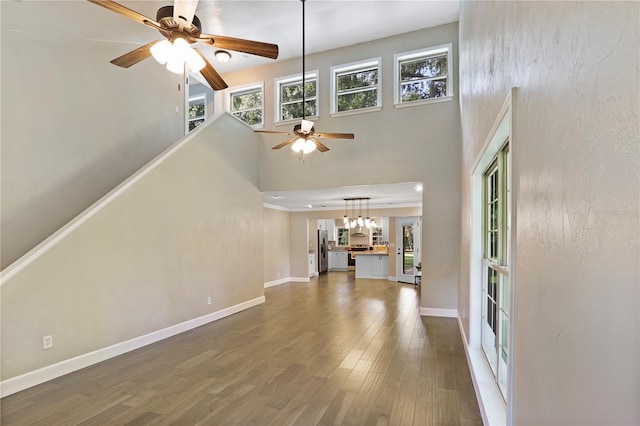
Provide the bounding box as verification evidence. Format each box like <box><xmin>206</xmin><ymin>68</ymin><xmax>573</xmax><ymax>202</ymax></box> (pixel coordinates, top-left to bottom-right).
<box><xmin>402</xmin><ymin>225</ymin><xmax>414</xmax><ymax>274</ymax></box>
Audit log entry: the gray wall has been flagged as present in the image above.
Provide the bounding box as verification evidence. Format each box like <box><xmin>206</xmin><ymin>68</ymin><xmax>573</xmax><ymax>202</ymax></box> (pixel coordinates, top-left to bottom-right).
<box><xmin>1</xmin><ymin>29</ymin><xmax>185</xmax><ymax>269</ymax></box>
<box><xmin>458</xmin><ymin>1</ymin><xmax>639</xmax><ymax>423</ymax></box>
<box><xmin>1</xmin><ymin>114</ymin><xmax>264</xmax><ymax>380</ymax></box>
<box><xmin>225</xmin><ymin>24</ymin><xmax>462</xmax><ymax>311</ymax></box>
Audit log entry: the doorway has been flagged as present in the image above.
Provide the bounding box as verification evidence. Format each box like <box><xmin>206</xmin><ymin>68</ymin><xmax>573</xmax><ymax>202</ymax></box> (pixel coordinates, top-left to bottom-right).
<box><xmin>396</xmin><ymin>217</ymin><xmax>420</xmax><ymax>283</ymax></box>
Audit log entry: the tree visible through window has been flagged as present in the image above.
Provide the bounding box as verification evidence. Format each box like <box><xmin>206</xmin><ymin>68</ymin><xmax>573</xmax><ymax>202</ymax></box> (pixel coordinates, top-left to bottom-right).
<box><xmin>276</xmin><ymin>73</ymin><xmax>317</xmax><ymax>122</ymax></box>
<box><xmin>188</xmin><ymin>95</ymin><xmax>206</xmax><ymax>132</ymax></box>
<box><xmin>395</xmin><ymin>44</ymin><xmax>452</xmax><ymax>106</ymax></box>
<box><xmin>400</xmin><ymin>55</ymin><xmax>447</xmax><ymax>101</ymax></box>
<box><xmin>229</xmin><ymin>86</ymin><xmax>263</xmax><ymax>127</ymax></box>
<box><xmin>332</xmin><ymin>59</ymin><xmax>381</xmax><ymax>114</ymax></box>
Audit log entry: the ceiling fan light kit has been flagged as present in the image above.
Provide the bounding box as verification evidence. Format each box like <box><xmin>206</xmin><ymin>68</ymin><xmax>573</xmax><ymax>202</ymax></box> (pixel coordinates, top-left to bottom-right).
<box><xmin>254</xmin><ymin>0</ymin><xmax>355</xmax><ymax>158</ymax></box>
<box><xmin>151</xmin><ymin>37</ymin><xmax>205</xmax><ymax>73</ymax></box>
<box><xmin>87</xmin><ymin>0</ymin><xmax>278</xmax><ymax>90</ymax></box>
<box><xmin>214</xmin><ymin>50</ymin><xmax>232</xmax><ymax>63</ymax></box>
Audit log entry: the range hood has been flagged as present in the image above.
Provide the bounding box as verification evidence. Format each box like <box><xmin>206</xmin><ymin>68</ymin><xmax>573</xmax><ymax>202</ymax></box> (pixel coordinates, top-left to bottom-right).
<box><xmin>350</xmin><ymin>225</ymin><xmax>368</xmax><ymax>237</ymax></box>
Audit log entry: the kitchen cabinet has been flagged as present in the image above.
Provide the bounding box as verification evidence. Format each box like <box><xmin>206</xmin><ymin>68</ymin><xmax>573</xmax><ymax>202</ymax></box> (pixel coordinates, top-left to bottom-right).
<box><xmin>355</xmin><ymin>254</ymin><xmax>389</xmax><ymax>279</ymax></box>
<box><xmin>318</xmin><ymin>219</ymin><xmax>336</xmax><ymax>241</ymax></box>
<box><xmin>309</xmin><ymin>253</ymin><xmax>315</xmax><ymax>275</ymax></box>
<box><xmin>382</xmin><ymin>217</ymin><xmax>390</xmax><ymax>243</ymax></box>
<box><xmin>329</xmin><ymin>251</ymin><xmax>348</xmax><ymax>271</ymax></box>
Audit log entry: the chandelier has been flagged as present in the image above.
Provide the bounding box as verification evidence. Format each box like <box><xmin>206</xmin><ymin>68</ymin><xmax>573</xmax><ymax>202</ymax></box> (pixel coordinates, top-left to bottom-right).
<box><xmin>343</xmin><ymin>198</ymin><xmax>377</xmax><ymax>229</ymax></box>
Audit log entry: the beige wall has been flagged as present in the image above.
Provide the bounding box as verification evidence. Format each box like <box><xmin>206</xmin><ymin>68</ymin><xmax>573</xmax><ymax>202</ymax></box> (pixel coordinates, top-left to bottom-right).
<box><xmin>263</xmin><ymin>207</ymin><xmax>291</xmax><ymax>283</ymax></box>
<box><xmin>226</xmin><ymin>24</ymin><xmax>461</xmax><ymax>310</ymax></box>
<box><xmin>1</xmin><ymin>114</ymin><xmax>264</xmax><ymax>380</ymax></box>
<box><xmin>459</xmin><ymin>2</ymin><xmax>639</xmax><ymax>423</ymax></box>
<box><xmin>1</xmin><ymin>28</ymin><xmax>185</xmax><ymax>269</ymax></box>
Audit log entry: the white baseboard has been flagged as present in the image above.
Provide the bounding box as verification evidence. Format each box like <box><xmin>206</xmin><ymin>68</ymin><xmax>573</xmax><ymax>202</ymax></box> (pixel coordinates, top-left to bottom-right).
<box><xmin>289</xmin><ymin>277</ymin><xmax>311</xmax><ymax>283</ymax></box>
<box><xmin>264</xmin><ymin>278</ymin><xmax>290</xmax><ymax>288</ymax></box>
<box><xmin>388</xmin><ymin>276</ymin><xmax>398</xmax><ymax>281</ymax></box>
<box><xmin>457</xmin><ymin>317</ymin><xmax>507</xmax><ymax>426</ymax></box>
<box><xmin>0</xmin><ymin>295</ymin><xmax>265</xmax><ymax>398</ymax></box>
<box><xmin>309</xmin><ymin>272</ymin><xmax>319</xmax><ymax>277</ymax></box>
<box><xmin>419</xmin><ymin>307</ymin><xmax>458</xmax><ymax>318</ymax></box>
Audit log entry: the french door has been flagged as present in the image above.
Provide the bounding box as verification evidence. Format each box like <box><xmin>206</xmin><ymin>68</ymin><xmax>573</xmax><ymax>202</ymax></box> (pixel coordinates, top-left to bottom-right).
<box><xmin>396</xmin><ymin>217</ymin><xmax>420</xmax><ymax>283</ymax></box>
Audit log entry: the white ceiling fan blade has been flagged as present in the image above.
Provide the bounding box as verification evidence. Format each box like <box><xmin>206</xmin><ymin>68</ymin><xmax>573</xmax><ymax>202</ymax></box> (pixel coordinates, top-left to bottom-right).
<box><xmin>301</xmin><ymin>119</ymin><xmax>314</xmax><ymax>134</ymax></box>
<box><xmin>174</xmin><ymin>0</ymin><xmax>198</xmax><ymax>27</ymax></box>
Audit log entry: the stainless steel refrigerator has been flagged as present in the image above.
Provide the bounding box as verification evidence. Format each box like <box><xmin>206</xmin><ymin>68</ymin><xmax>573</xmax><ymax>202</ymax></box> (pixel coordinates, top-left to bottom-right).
<box><xmin>318</xmin><ymin>230</ymin><xmax>328</xmax><ymax>274</ymax></box>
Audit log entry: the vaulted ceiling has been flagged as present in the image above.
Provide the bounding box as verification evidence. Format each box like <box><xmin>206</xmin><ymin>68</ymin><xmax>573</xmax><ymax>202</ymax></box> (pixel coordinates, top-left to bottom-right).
<box><xmin>2</xmin><ymin>0</ymin><xmax>460</xmax><ymax>211</ymax></box>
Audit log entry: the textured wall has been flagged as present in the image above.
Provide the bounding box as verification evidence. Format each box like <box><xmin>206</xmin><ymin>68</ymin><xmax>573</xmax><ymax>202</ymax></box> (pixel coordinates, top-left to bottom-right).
<box><xmin>1</xmin><ymin>115</ymin><xmax>264</xmax><ymax>380</ymax></box>
<box><xmin>458</xmin><ymin>1</ymin><xmax>639</xmax><ymax>423</ymax></box>
<box><xmin>225</xmin><ymin>24</ymin><xmax>462</xmax><ymax>311</ymax></box>
<box><xmin>263</xmin><ymin>208</ymin><xmax>291</xmax><ymax>283</ymax></box>
<box><xmin>1</xmin><ymin>29</ymin><xmax>185</xmax><ymax>269</ymax></box>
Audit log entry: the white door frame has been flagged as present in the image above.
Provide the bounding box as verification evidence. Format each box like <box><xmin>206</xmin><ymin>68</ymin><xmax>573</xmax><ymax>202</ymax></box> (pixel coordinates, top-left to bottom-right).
<box><xmin>396</xmin><ymin>216</ymin><xmax>421</xmax><ymax>283</ymax></box>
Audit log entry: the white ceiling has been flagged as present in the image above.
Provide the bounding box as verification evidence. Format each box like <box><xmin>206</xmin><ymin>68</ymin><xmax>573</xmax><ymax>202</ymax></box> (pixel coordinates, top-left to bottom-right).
<box><xmin>264</xmin><ymin>182</ymin><xmax>423</xmax><ymax>211</ymax></box>
<box><xmin>2</xmin><ymin>0</ymin><xmax>456</xmax><ymax>212</ymax></box>
<box><xmin>2</xmin><ymin>0</ymin><xmax>460</xmax><ymax>74</ymax></box>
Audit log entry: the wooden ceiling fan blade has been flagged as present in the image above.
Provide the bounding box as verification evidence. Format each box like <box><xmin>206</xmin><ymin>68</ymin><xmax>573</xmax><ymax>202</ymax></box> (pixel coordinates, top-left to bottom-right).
<box><xmin>193</xmin><ymin>48</ymin><xmax>228</xmax><ymax>90</ymax></box>
<box><xmin>110</xmin><ymin>41</ymin><xmax>158</xmax><ymax>68</ymax></box>
<box><xmin>87</xmin><ymin>0</ymin><xmax>159</xmax><ymax>26</ymax></box>
<box><xmin>173</xmin><ymin>0</ymin><xmax>199</xmax><ymax>27</ymax></box>
<box><xmin>311</xmin><ymin>138</ymin><xmax>330</xmax><ymax>153</ymax></box>
<box><xmin>254</xmin><ymin>130</ymin><xmax>293</xmax><ymax>135</ymax></box>
<box><xmin>271</xmin><ymin>136</ymin><xmax>299</xmax><ymax>150</ymax></box>
<box><xmin>314</xmin><ymin>132</ymin><xmax>355</xmax><ymax>139</ymax></box>
<box><xmin>201</xmin><ymin>34</ymin><xmax>279</xmax><ymax>59</ymax></box>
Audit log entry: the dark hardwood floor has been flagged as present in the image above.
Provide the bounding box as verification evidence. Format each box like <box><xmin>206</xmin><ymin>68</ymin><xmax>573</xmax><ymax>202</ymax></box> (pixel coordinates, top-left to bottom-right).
<box><xmin>1</xmin><ymin>272</ymin><xmax>482</xmax><ymax>425</ymax></box>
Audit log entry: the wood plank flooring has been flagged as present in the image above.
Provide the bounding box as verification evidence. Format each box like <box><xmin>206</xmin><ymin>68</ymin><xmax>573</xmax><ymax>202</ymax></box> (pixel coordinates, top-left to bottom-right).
<box><xmin>1</xmin><ymin>273</ymin><xmax>482</xmax><ymax>425</ymax></box>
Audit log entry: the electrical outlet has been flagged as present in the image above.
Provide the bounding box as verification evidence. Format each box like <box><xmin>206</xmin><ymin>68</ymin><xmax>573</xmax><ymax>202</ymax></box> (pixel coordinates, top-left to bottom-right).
<box><xmin>43</xmin><ymin>335</ymin><xmax>53</xmax><ymax>350</ymax></box>
<box><xmin>207</xmin><ymin>296</ymin><xmax>212</xmax><ymax>305</ymax></box>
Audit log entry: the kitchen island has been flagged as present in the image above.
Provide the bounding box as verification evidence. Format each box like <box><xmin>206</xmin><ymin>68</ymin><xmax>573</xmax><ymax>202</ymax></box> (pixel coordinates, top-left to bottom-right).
<box><xmin>353</xmin><ymin>250</ymin><xmax>389</xmax><ymax>279</ymax></box>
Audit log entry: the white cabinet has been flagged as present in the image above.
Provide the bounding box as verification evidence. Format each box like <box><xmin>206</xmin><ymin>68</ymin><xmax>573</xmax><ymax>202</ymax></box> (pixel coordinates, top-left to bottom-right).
<box><xmin>381</xmin><ymin>217</ymin><xmax>390</xmax><ymax>243</ymax></box>
<box><xmin>318</xmin><ymin>219</ymin><xmax>337</xmax><ymax>241</ymax></box>
<box><xmin>329</xmin><ymin>251</ymin><xmax>348</xmax><ymax>271</ymax></box>
<box><xmin>355</xmin><ymin>254</ymin><xmax>389</xmax><ymax>279</ymax></box>
<box><xmin>309</xmin><ymin>253</ymin><xmax>315</xmax><ymax>275</ymax></box>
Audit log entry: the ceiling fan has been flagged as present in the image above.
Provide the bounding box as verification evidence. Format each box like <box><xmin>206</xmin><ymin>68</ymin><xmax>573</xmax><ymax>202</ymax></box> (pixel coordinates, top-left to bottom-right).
<box><xmin>254</xmin><ymin>0</ymin><xmax>354</xmax><ymax>155</ymax></box>
<box><xmin>87</xmin><ymin>0</ymin><xmax>279</xmax><ymax>90</ymax></box>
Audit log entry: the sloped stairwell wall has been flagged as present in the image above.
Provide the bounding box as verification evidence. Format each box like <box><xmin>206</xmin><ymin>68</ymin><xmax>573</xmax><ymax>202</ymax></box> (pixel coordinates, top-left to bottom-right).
<box><xmin>1</xmin><ymin>114</ymin><xmax>264</xmax><ymax>395</ymax></box>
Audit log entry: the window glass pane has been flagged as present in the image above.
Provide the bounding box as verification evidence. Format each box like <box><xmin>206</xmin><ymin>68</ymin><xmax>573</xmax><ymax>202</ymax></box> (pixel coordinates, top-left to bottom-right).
<box><xmin>400</xmin><ymin>55</ymin><xmax>447</xmax><ymax>81</ymax></box>
<box><xmin>231</xmin><ymin>90</ymin><xmax>262</xmax><ymax>112</ymax></box>
<box><xmin>189</xmin><ymin>102</ymin><xmax>205</xmax><ymax>119</ymax></box>
<box><xmin>337</xmin><ymin>89</ymin><xmax>378</xmax><ymax>112</ymax></box>
<box><xmin>400</xmin><ymin>79</ymin><xmax>447</xmax><ymax>102</ymax></box>
<box><xmin>281</xmin><ymin>82</ymin><xmax>302</xmax><ymax>103</ymax></box>
<box><xmin>337</xmin><ymin>228</ymin><xmax>349</xmax><ymax>246</ymax></box>
<box><xmin>188</xmin><ymin>118</ymin><xmax>205</xmax><ymax>131</ymax></box>
<box><xmin>232</xmin><ymin>110</ymin><xmax>262</xmax><ymax>126</ymax></box>
<box><xmin>337</xmin><ymin>68</ymin><xmax>378</xmax><ymax>91</ymax></box>
<box><xmin>281</xmin><ymin>100</ymin><xmax>316</xmax><ymax>121</ymax></box>
<box><xmin>402</xmin><ymin>225</ymin><xmax>415</xmax><ymax>275</ymax></box>
<box><xmin>281</xmin><ymin>80</ymin><xmax>316</xmax><ymax>102</ymax></box>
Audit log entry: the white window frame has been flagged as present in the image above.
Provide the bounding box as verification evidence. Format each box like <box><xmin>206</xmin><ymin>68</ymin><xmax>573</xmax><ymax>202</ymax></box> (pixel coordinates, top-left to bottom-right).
<box><xmin>469</xmin><ymin>88</ymin><xmax>516</xmax><ymax>425</ymax></box>
<box><xmin>330</xmin><ymin>57</ymin><xmax>382</xmax><ymax>117</ymax></box>
<box><xmin>274</xmin><ymin>70</ymin><xmax>319</xmax><ymax>125</ymax></box>
<box><xmin>393</xmin><ymin>43</ymin><xmax>454</xmax><ymax>108</ymax></box>
<box><xmin>226</xmin><ymin>82</ymin><xmax>264</xmax><ymax>129</ymax></box>
<box><xmin>187</xmin><ymin>93</ymin><xmax>206</xmax><ymax>133</ymax></box>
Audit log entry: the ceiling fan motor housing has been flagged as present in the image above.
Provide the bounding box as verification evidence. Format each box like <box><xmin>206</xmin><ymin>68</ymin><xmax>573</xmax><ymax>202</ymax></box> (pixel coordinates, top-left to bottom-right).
<box><xmin>156</xmin><ymin>5</ymin><xmax>202</xmax><ymax>41</ymax></box>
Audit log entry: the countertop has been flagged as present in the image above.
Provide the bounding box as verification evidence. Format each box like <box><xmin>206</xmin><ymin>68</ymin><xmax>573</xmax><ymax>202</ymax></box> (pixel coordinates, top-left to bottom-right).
<box><xmin>351</xmin><ymin>250</ymin><xmax>389</xmax><ymax>256</ymax></box>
